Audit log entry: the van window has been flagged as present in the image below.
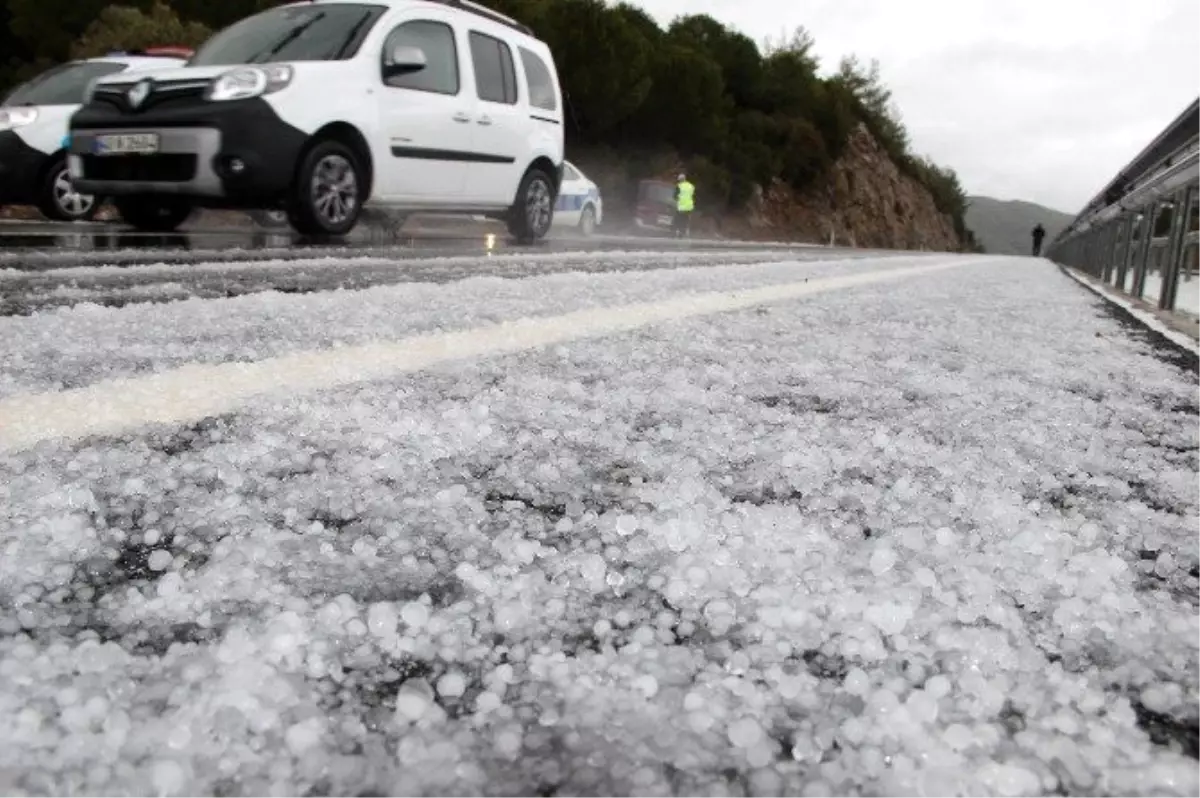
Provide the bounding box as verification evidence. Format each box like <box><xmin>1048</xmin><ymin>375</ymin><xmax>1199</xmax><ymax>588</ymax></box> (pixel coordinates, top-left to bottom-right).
<box><xmin>382</xmin><ymin>20</ymin><xmax>459</xmax><ymax>95</ymax></box>
<box><xmin>468</xmin><ymin>31</ymin><xmax>517</xmax><ymax>104</ymax></box>
<box><xmin>518</xmin><ymin>47</ymin><xmax>556</xmax><ymax>111</ymax></box>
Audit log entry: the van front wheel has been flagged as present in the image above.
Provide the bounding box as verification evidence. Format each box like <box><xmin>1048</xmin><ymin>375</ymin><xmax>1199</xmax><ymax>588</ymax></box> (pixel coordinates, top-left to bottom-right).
<box><xmin>506</xmin><ymin>167</ymin><xmax>555</xmax><ymax>244</ymax></box>
<box><xmin>288</xmin><ymin>140</ymin><xmax>363</xmax><ymax>236</ymax></box>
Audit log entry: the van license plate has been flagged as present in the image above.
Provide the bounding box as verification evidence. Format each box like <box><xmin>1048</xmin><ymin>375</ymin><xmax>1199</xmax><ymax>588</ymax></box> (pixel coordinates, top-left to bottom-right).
<box><xmin>658</xmin><ymin>214</ymin><xmax>673</xmax><ymax>226</ymax></box>
<box><xmin>94</xmin><ymin>133</ymin><xmax>160</xmax><ymax>155</ymax></box>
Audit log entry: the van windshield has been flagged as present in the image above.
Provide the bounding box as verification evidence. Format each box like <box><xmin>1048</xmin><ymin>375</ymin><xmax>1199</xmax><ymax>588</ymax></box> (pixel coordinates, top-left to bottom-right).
<box><xmin>189</xmin><ymin>3</ymin><xmax>387</xmax><ymax>66</ymax></box>
<box><xmin>3</xmin><ymin>61</ymin><xmax>128</xmax><ymax>106</ymax></box>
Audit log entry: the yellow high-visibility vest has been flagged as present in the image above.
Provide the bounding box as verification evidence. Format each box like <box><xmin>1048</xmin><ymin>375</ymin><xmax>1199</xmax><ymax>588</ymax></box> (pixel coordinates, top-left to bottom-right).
<box><xmin>676</xmin><ymin>180</ymin><xmax>695</xmax><ymax>212</ymax></box>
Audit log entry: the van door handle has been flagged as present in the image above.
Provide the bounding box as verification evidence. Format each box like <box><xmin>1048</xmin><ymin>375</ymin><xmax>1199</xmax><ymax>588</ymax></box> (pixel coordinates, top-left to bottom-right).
<box><xmin>477</xmin><ymin>116</ymin><xmax>492</xmax><ymax>126</ymax></box>
<box><xmin>452</xmin><ymin>112</ymin><xmax>470</xmax><ymax>123</ymax></box>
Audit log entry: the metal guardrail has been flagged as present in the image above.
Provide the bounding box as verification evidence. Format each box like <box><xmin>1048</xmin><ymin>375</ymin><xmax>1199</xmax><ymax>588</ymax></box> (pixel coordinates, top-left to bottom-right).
<box><xmin>1046</xmin><ymin>98</ymin><xmax>1200</xmax><ymax>322</ymax></box>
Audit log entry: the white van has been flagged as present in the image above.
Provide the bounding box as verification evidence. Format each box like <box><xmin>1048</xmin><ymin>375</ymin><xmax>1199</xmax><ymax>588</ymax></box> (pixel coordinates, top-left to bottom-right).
<box><xmin>66</xmin><ymin>0</ymin><xmax>566</xmax><ymax>241</ymax></box>
<box><xmin>0</xmin><ymin>52</ymin><xmax>189</xmax><ymax>221</ymax></box>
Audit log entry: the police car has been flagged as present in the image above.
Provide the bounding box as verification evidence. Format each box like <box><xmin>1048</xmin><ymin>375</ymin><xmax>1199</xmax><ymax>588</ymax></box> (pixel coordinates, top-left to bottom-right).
<box><xmin>552</xmin><ymin>159</ymin><xmax>602</xmax><ymax>235</ymax></box>
<box><xmin>0</xmin><ymin>50</ymin><xmax>190</xmax><ymax>222</ymax></box>
<box><xmin>67</xmin><ymin>0</ymin><xmax>566</xmax><ymax>241</ymax></box>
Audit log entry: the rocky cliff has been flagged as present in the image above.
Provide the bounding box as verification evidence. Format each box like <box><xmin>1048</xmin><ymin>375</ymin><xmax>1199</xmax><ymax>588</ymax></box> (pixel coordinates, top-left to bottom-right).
<box><xmin>739</xmin><ymin>125</ymin><xmax>963</xmax><ymax>250</ymax></box>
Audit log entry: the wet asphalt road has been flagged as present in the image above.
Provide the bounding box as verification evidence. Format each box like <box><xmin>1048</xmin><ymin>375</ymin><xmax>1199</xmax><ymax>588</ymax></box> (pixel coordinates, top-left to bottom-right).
<box><xmin>0</xmin><ymin>218</ymin><xmax>827</xmax><ymax>268</ymax></box>
<box><xmin>0</xmin><ymin>219</ymin><xmax>622</xmax><ymax>269</ymax></box>
<box><xmin>0</xmin><ymin>219</ymin><xmax>892</xmax><ymax>317</ymax></box>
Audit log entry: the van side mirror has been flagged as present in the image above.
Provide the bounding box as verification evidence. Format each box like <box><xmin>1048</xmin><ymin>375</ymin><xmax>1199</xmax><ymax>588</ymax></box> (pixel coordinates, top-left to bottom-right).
<box><xmin>383</xmin><ymin>45</ymin><xmax>427</xmax><ymax>79</ymax></box>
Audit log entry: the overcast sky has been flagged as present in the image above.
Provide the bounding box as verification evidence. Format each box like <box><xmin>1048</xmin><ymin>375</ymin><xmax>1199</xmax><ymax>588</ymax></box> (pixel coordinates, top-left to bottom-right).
<box><xmin>629</xmin><ymin>0</ymin><xmax>1199</xmax><ymax>214</ymax></box>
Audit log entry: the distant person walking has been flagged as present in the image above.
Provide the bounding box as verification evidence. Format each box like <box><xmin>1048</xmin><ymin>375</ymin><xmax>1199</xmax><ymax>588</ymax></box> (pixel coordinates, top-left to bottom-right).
<box><xmin>674</xmin><ymin>172</ymin><xmax>695</xmax><ymax>238</ymax></box>
<box><xmin>1032</xmin><ymin>223</ymin><xmax>1046</xmax><ymax>256</ymax></box>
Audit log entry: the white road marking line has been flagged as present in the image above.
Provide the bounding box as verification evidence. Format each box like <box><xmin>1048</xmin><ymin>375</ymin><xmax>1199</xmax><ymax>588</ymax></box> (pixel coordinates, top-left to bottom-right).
<box><xmin>0</xmin><ymin>258</ymin><xmax>978</xmax><ymax>452</ymax></box>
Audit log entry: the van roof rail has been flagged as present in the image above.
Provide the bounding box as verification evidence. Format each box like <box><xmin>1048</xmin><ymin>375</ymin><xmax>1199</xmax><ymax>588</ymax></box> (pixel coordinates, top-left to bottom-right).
<box><xmin>422</xmin><ymin>0</ymin><xmax>533</xmax><ymax>36</ymax></box>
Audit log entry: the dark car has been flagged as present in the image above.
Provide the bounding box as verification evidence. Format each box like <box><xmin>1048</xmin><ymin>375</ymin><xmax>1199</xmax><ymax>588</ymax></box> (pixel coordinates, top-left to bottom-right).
<box><xmin>634</xmin><ymin>179</ymin><xmax>677</xmax><ymax>232</ymax></box>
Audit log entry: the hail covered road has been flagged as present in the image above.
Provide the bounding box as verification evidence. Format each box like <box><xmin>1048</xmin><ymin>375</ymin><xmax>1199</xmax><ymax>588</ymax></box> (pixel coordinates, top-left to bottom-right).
<box><xmin>0</xmin><ymin>228</ymin><xmax>1196</xmax><ymax>796</ymax></box>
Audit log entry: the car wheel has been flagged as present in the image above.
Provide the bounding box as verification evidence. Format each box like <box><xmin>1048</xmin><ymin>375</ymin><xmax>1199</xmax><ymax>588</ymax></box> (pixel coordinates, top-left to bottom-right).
<box><xmin>579</xmin><ymin>205</ymin><xmax>597</xmax><ymax>237</ymax></box>
<box><xmin>38</xmin><ymin>159</ymin><xmax>98</xmax><ymax>222</ymax></box>
<box><xmin>113</xmin><ymin>196</ymin><xmax>194</xmax><ymax>232</ymax></box>
<box><xmin>506</xmin><ymin>166</ymin><xmax>555</xmax><ymax>244</ymax></box>
<box><xmin>288</xmin><ymin>140</ymin><xmax>363</xmax><ymax>236</ymax></box>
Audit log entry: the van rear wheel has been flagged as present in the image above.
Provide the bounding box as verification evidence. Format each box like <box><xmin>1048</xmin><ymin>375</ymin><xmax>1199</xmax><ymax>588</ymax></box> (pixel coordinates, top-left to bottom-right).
<box><xmin>288</xmin><ymin>140</ymin><xmax>363</xmax><ymax>236</ymax></box>
<box><xmin>506</xmin><ymin>166</ymin><xmax>555</xmax><ymax>244</ymax></box>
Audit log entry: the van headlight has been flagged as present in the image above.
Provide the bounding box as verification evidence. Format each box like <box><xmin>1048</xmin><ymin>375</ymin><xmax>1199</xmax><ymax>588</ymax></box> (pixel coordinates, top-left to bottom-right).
<box><xmin>0</xmin><ymin>107</ymin><xmax>38</xmax><ymax>132</ymax></box>
<box><xmin>206</xmin><ymin>65</ymin><xmax>294</xmax><ymax>102</ymax></box>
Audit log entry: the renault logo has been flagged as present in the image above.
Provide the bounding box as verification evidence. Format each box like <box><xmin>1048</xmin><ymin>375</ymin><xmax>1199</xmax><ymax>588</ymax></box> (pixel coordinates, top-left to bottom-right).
<box><xmin>127</xmin><ymin>79</ymin><xmax>153</xmax><ymax>109</ymax></box>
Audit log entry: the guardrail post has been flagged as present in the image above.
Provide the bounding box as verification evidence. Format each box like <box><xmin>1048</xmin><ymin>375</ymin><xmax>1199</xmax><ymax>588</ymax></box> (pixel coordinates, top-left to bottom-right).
<box><xmin>1134</xmin><ymin>209</ymin><xmax>1156</xmax><ymax>298</ymax></box>
<box><xmin>1125</xmin><ymin>216</ymin><xmax>1137</xmax><ymax>294</ymax></box>
<box><xmin>1161</xmin><ymin>185</ymin><xmax>1193</xmax><ymax>310</ymax></box>
<box><xmin>1103</xmin><ymin>223</ymin><xmax>1113</xmax><ymax>284</ymax></box>
<box><xmin>1100</xmin><ymin>228</ymin><xmax>1108</xmax><ymax>276</ymax></box>
<box><xmin>1114</xmin><ymin>214</ymin><xmax>1130</xmax><ymax>286</ymax></box>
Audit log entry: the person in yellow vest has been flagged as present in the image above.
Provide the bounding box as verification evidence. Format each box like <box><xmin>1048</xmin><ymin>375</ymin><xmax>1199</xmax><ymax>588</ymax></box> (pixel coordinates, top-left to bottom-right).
<box><xmin>674</xmin><ymin>172</ymin><xmax>695</xmax><ymax>238</ymax></box>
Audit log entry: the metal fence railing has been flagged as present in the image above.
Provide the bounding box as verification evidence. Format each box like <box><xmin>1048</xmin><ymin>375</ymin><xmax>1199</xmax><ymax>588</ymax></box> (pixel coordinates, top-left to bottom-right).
<box><xmin>1046</xmin><ymin>99</ymin><xmax>1200</xmax><ymax>322</ymax></box>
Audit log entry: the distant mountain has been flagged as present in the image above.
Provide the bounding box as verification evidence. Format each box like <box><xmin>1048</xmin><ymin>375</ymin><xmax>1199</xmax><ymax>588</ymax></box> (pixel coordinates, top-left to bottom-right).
<box><xmin>965</xmin><ymin>196</ymin><xmax>1075</xmax><ymax>256</ymax></box>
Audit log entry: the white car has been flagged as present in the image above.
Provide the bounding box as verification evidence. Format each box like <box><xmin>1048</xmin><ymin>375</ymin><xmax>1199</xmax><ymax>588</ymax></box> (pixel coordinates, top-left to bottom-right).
<box><xmin>552</xmin><ymin>159</ymin><xmax>602</xmax><ymax>235</ymax></box>
<box><xmin>67</xmin><ymin>0</ymin><xmax>566</xmax><ymax>241</ymax></box>
<box><xmin>0</xmin><ymin>51</ymin><xmax>189</xmax><ymax>221</ymax></box>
